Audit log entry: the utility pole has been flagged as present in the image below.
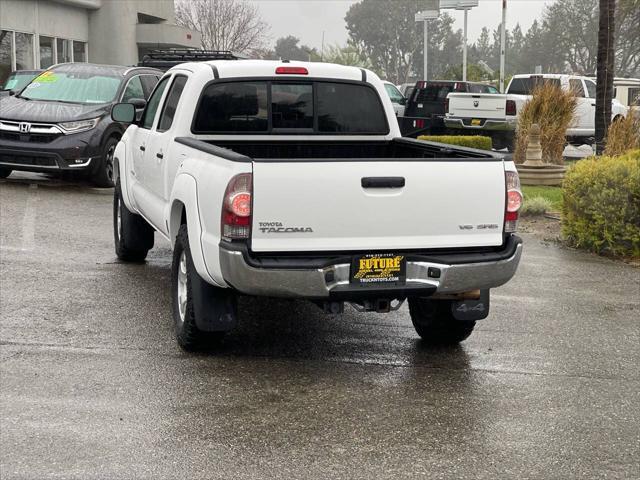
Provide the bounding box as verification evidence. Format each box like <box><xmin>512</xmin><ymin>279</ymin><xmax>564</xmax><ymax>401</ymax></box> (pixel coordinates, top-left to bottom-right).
<box><xmin>499</xmin><ymin>0</ymin><xmax>507</xmax><ymax>92</ymax></box>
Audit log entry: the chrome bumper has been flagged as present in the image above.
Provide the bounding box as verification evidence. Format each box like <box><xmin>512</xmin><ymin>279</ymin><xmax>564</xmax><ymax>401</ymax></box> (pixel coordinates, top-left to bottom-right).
<box><xmin>444</xmin><ymin>117</ymin><xmax>516</xmax><ymax>132</ymax></box>
<box><xmin>219</xmin><ymin>240</ymin><xmax>523</xmax><ymax>299</ymax></box>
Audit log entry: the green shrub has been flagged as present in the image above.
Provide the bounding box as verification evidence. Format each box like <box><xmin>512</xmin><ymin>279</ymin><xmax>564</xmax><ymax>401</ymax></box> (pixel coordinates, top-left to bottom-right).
<box><xmin>418</xmin><ymin>135</ymin><xmax>492</xmax><ymax>150</ymax></box>
<box><xmin>562</xmin><ymin>150</ymin><xmax>640</xmax><ymax>258</ymax></box>
<box><xmin>521</xmin><ymin>196</ymin><xmax>553</xmax><ymax>216</ymax></box>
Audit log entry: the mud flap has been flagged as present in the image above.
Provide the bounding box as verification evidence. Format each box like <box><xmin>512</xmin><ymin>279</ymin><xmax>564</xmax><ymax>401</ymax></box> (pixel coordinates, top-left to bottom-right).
<box><xmin>190</xmin><ymin>268</ymin><xmax>237</xmax><ymax>332</ymax></box>
<box><xmin>451</xmin><ymin>289</ymin><xmax>490</xmax><ymax>321</ymax></box>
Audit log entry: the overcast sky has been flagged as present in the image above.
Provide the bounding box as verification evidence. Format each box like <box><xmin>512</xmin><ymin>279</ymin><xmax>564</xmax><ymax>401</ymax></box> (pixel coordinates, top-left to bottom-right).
<box><xmin>251</xmin><ymin>0</ymin><xmax>556</xmax><ymax>50</ymax></box>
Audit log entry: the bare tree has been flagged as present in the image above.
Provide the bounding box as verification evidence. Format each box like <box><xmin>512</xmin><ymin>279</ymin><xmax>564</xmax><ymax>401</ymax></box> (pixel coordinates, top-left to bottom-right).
<box><xmin>175</xmin><ymin>0</ymin><xmax>269</xmax><ymax>56</ymax></box>
<box><xmin>595</xmin><ymin>0</ymin><xmax>615</xmax><ymax>154</ymax></box>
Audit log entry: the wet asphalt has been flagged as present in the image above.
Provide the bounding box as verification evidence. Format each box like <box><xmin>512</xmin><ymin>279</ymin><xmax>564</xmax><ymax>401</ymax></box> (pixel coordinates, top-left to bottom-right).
<box><xmin>0</xmin><ymin>172</ymin><xmax>639</xmax><ymax>480</ymax></box>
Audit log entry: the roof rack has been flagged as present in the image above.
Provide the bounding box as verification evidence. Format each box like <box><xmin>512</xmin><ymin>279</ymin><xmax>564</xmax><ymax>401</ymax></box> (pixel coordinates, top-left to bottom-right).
<box><xmin>138</xmin><ymin>49</ymin><xmax>247</xmax><ymax>71</ymax></box>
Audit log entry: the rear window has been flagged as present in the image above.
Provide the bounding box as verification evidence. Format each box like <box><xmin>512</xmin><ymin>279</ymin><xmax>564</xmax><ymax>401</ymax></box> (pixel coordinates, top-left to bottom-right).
<box><xmin>193</xmin><ymin>81</ymin><xmax>388</xmax><ymax>135</ymax></box>
<box><xmin>415</xmin><ymin>83</ymin><xmax>456</xmax><ymax>103</ymax></box>
<box><xmin>507</xmin><ymin>77</ymin><xmax>561</xmax><ymax>95</ymax></box>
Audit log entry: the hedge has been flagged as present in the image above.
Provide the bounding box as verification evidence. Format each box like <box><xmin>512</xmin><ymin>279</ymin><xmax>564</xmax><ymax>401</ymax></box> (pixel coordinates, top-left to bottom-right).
<box><xmin>418</xmin><ymin>135</ymin><xmax>492</xmax><ymax>151</ymax></box>
<box><xmin>562</xmin><ymin>150</ymin><xmax>640</xmax><ymax>258</ymax></box>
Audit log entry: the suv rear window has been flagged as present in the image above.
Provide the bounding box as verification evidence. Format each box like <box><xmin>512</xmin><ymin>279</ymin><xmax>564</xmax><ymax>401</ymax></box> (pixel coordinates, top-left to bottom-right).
<box><xmin>507</xmin><ymin>77</ymin><xmax>561</xmax><ymax>95</ymax></box>
<box><xmin>193</xmin><ymin>81</ymin><xmax>388</xmax><ymax>134</ymax></box>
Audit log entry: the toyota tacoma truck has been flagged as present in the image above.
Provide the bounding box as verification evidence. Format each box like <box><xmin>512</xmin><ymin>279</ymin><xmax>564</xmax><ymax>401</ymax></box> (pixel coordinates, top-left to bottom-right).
<box><xmin>110</xmin><ymin>60</ymin><xmax>523</xmax><ymax>350</ymax></box>
<box><xmin>444</xmin><ymin>74</ymin><xmax>629</xmax><ymax>150</ymax></box>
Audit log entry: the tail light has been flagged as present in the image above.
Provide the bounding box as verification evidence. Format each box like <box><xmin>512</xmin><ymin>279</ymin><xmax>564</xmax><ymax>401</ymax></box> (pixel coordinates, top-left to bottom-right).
<box><xmin>221</xmin><ymin>173</ymin><xmax>252</xmax><ymax>240</ymax></box>
<box><xmin>275</xmin><ymin>66</ymin><xmax>308</xmax><ymax>75</ymax></box>
<box><xmin>445</xmin><ymin>97</ymin><xmax>450</xmax><ymax>113</ymax></box>
<box><xmin>504</xmin><ymin>171</ymin><xmax>522</xmax><ymax>233</ymax></box>
<box><xmin>506</xmin><ymin>99</ymin><xmax>517</xmax><ymax>116</ymax></box>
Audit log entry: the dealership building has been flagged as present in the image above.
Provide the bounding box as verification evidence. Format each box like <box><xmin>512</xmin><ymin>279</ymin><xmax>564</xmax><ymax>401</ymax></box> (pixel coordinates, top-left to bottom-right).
<box><xmin>0</xmin><ymin>0</ymin><xmax>200</xmax><ymax>83</ymax></box>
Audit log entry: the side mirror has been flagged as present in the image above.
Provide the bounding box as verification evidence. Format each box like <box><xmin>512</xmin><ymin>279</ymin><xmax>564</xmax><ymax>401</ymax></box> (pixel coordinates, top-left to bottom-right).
<box><xmin>9</xmin><ymin>90</ymin><xmax>16</xmax><ymax>96</ymax></box>
<box><xmin>111</xmin><ymin>103</ymin><xmax>136</xmax><ymax>123</ymax></box>
<box><xmin>129</xmin><ymin>97</ymin><xmax>147</xmax><ymax>110</ymax></box>
<box><xmin>400</xmin><ymin>97</ymin><xmax>407</xmax><ymax>106</ymax></box>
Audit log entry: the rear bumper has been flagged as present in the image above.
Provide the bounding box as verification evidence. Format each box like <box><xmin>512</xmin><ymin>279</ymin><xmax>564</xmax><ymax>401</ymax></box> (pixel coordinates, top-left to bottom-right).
<box><xmin>444</xmin><ymin>117</ymin><xmax>516</xmax><ymax>132</ymax></box>
<box><xmin>219</xmin><ymin>236</ymin><xmax>523</xmax><ymax>299</ymax></box>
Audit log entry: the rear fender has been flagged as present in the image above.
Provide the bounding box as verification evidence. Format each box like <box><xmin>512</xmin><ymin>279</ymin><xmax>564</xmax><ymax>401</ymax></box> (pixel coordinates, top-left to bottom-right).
<box><xmin>168</xmin><ymin>173</ymin><xmax>222</xmax><ymax>287</ymax></box>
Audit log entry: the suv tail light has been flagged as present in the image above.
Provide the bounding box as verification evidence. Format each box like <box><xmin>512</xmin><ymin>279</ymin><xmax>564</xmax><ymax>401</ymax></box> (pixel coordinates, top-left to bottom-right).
<box><xmin>221</xmin><ymin>173</ymin><xmax>252</xmax><ymax>240</ymax></box>
<box><xmin>504</xmin><ymin>171</ymin><xmax>522</xmax><ymax>233</ymax></box>
<box><xmin>444</xmin><ymin>97</ymin><xmax>450</xmax><ymax>113</ymax></box>
<box><xmin>506</xmin><ymin>99</ymin><xmax>517</xmax><ymax>116</ymax></box>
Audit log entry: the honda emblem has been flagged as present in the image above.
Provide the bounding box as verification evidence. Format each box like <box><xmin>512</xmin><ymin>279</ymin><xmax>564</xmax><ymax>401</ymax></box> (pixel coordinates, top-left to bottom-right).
<box><xmin>473</xmin><ymin>100</ymin><xmax>479</xmax><ymax>107</ymax></box>
<box><xmin>19</xmin><ymin>122</ymin><xmax>31</xmax><ymax>133</ymax></box>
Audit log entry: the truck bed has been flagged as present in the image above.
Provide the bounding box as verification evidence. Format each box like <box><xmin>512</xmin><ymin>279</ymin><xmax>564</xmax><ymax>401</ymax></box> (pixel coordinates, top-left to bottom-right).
<box><xmin>177</xmin><ymin>137</ymin><xmax>499</xmax><ymax>161</ymax></box>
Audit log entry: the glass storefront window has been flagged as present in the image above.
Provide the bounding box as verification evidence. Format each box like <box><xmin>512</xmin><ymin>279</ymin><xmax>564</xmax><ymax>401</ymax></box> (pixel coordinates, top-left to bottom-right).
<box><xmin>57</xmin><ymin>38</ymin><xmax>72</xmax><ymax>63</ymax></box>
<box><xmin>15</xmin><ymin>32</ymin><xmax>34</xmax><ymax>70</ymax></box>
<box><xmin>39</xmin><ymin>36</ymin><xmax>54</xmax><ymax>68</ymax></box>
<box><xmin>73</xmin><ymin>41</ymin><xmax>86</xmax><ymax>62</ymax></box>
<box><xmin>0</xmin><ymin>30</ymin><xmax>12</xmax><ymax>85</ymax></box>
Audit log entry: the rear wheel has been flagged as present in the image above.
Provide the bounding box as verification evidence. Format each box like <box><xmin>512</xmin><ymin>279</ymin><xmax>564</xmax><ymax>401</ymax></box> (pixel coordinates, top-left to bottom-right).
<box><xmin>172</xmin><ymin>224</ymin><xmax>226</xmax><ymax>351</ymax></box>
<box><xmin>408</xmin><ymin>297</ymin><xmax>475</xmax><ymax>345</ymax></box>
<box><xmin>0</xmin><ymin>168</ymin><xmax>11</xmax><ymax>179</ymax></box>
<box><xmin>113</xmin><ymin>179</ymin><xmax>154</xmax><ymax>261</ymax></box>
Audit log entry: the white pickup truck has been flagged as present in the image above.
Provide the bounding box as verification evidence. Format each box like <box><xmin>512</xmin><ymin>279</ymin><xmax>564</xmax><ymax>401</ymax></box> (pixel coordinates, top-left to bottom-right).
<box><xmin>445</xmin><ymin>74</ymin><xmax>629</xmax><ymax>150</ymax></box>
<box><xmin>110</xmin><ymin>60</ymin><xmax>523</xmax><ymax>350</ymax></box>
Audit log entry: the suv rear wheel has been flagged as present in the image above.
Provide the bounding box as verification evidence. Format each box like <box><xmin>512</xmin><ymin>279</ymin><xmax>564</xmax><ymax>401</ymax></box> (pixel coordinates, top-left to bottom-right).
<box><xmin>113</xmin><ymin>179</ymin><xmax>154</xmax><ymax>261</ymax></box>
<box><xmin>408</xmin><ymin>297</ymin><xmax>476</xmax><ymax>344</ymax></box>
<box><xmin>92</xmin><ymin>136</ymin><xmax>118</xmax><ymax>188</ymax></box>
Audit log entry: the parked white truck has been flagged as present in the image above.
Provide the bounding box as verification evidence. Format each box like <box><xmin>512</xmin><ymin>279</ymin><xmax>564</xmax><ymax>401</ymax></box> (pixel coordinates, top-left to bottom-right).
<box><xmin>111</xmin><ymin>60</ymin><xmax>523</xmax><ymax>350</ymax></box>
<box><xmin>445</xmin><ymin>74</ymin><xmax>629</xmax><ymax>150</ymax></box>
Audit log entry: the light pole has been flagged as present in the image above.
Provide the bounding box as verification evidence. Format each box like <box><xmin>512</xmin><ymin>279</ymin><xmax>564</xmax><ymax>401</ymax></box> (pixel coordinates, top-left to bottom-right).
<box><xmin>415</xmin><ymin>3</ymin><xmax>440</xmax><ymax>81</ymax></box>
<box><xmin>441</xmin><ymin>1</ymin><xmax>478</xmax><ymax>82</ymax></box>
<box><xmin>499</xmin><ymin>0</ymin><xmax>507</xmax><ymax>92</ymax></box>
<box><xmin>462</xmin><ymin>7</ymin><xmax>468</xmax><ymax>81</ymax></box>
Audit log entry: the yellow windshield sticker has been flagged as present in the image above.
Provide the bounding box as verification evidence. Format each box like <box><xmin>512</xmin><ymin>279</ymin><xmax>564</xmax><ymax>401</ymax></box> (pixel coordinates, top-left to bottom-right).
<box><xmin>34</xmin><ymin>71</ymin><xmax>58</xmax><ymax>83</ymax></box>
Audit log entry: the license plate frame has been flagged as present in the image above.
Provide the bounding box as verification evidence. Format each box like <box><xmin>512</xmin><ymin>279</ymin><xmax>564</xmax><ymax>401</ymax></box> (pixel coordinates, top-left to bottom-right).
<box><xmin>350</xmin><ymin>253</ymin><xmax>407</xmax><ymax>286</ymax></box>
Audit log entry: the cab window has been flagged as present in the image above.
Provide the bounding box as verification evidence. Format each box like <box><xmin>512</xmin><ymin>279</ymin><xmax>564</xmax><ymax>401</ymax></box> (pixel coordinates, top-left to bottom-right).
<box><xmin>157</xmin><ymin>75</ymin><xmax>188</xmax><ymax>132</ymax></box>
<box><xmin>141</xmin><ymin>76</ymin><xmax>170</xmax><ymax>129</ymax></box>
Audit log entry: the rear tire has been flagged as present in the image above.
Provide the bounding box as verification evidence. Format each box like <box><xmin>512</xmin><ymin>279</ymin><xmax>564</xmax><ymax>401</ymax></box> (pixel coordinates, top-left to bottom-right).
<box><xmin>0</xmin><ymin>168</ymin><xmax>12</xmax><ymax>179</ymax></box>
<box><xmin>113</xmin><ymin>179</ymin><xmax>154</xmax><ymax>261</ymax></box>
<box><xmin>408</xmin><ymin>297</ymin><xmax>475</xmax><ymax>344</ymax></box>
<box><xmin>172</xmin><ymin>224</ymin><xmax>226</xmax><ymax>351</ymax></box>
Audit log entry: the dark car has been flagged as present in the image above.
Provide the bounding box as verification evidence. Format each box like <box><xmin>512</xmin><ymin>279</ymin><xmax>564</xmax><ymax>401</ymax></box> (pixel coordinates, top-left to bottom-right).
<box><xmin>0</xmin><ymin>70</ymin><xmax>43</xmax><ymax>97</ymax></box>
<box><xmin>398</xmin><ymin>80</ymin><xmax>499</xmax><ymax>137</ymax></box>
<box><xmin>0</xmin><ymin>63</ymin><xmax>161</xmax><ymax>186</ymax></box>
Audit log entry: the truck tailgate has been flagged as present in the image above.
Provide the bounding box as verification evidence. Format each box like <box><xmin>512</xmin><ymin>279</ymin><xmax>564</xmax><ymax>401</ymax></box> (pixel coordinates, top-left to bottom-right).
<box><xmin>251</xmin><ymin>160</ymin><xmax>506</xmax><ymax>252</ymax></box>
<box><xmin>448</xmin><ymin>93</ymin><xmax>506</xmax><ymax>120</ymax></box>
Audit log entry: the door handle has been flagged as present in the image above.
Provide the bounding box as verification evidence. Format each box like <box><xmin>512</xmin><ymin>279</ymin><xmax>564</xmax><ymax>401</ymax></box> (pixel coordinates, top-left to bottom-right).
<box><xmin>156</xmin><ymin>152</ymin><xmax>163</xmax><ymax>159</ymax></box>
<box><xmin>361</xmin><ymin>177</ymin><xmax>405</xmax><ymax>189</ymax></box>
<box><xmin>139</xmin><ymin>145</ymin><xmax>146</xmax><ymax>151</ymax></box>
<box><xmin>591</xmin><ymin>103</ymin><xmax>596</xmax><ymax>106</ymax></box>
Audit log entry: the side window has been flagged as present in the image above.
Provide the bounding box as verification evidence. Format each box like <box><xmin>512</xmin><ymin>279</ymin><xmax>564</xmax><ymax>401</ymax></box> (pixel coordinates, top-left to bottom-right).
<box><xmin>569</xmin><ymin>79</ymin><xmax>585</xmax><ymax>97</ymax></box>
<box><xmin>585</xmin><ymin>80</ymin><xmax>597</xmax><ymax>98</ymax></box>
<box><xmin>141</xmin><ymin>75</ymin><xmax>160</xmax><ymax>99</ymax></box>
<box><xmin>629</xmin><ymin>88</ymin><xmax>640</xmax><ymax>107</ymax></box>
<box><xmin>141</xmin><ymin>76</ymin><xmax>170</xmax><ymax>130</ymax></box>
<box><xmin>157</xmin><ymin>76</ymin><xmax>188</xmax><ymax>132</ymax></box>
<box><xmin>122</xmin><ymin>76</ymin><xmax>145</xmax><ymax>102</ymax></box>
